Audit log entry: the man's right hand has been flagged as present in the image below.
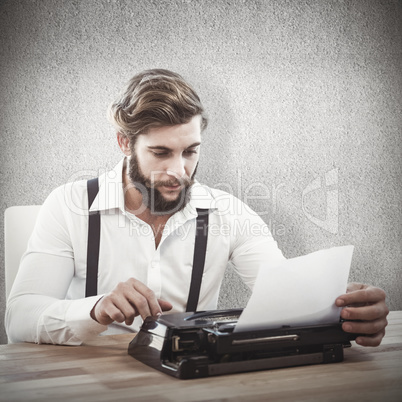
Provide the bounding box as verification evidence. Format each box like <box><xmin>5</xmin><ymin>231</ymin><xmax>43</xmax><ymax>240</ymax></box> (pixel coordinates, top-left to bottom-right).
<box><xmin>90</xmin><ymin>278</ymin><xmax>173</xmax><ymax>325</ymax></box>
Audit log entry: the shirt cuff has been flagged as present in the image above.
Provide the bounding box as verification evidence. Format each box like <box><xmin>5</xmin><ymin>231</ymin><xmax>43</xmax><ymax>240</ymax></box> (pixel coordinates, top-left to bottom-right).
<box><xmin>65</xmin><ymin>295</ymin><xmax>108</xmax><ymax>342</ymax></box>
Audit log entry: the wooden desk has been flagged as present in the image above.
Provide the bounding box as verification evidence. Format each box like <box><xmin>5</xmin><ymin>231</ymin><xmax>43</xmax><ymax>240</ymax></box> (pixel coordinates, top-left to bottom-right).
<box><xmin>1</xmin><ymin>311</ymin><xmax>401</xmax><ymax>402</ymax></box>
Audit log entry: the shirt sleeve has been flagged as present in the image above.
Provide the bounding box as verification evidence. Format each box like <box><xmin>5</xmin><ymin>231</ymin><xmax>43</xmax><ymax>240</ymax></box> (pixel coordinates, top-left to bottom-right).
<box><xmin>228</xmin><ymin>199</ymin><xmax>286</xmax><ymax>290</ymax></box>
<box><xmin>5</xmin><ymin>186</ymin><xmax>107</xmax><ymax>345</ymax></box>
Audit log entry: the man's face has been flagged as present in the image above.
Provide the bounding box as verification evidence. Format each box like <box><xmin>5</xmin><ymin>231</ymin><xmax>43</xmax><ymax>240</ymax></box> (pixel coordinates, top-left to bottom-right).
<box><xmin>128</xmin><ymin>115</ymin><xmax>202</xmax><ymax>214</ymax></box>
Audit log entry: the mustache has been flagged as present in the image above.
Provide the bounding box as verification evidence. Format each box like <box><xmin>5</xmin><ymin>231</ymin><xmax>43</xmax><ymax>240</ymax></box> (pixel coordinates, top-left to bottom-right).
<box><xmin>151</xmin><ymin>176</ymin><xmax>192</xmax><ymax>188</ymax></box>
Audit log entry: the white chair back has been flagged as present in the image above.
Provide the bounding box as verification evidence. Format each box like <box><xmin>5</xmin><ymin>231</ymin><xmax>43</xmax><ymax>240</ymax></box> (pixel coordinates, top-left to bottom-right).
<box><xmin>4</xmin><ymin>205</ymin><xmax>42</xmax><ymax>299</ymax></box>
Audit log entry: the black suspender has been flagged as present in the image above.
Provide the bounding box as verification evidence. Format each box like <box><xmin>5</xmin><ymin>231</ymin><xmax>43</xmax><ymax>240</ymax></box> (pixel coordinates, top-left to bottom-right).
<box><xmin>186</xmin><ymin>208</ymin><xmax>209</xmax><ymax>312</ymax></box>
<box><xmin>85</xmin><ymin>178</ymin><xmax>101</xmax><ymax>297</ymax></box>
<box><xmin>85</xmin><ymin>179</ymin><xmax>209</xmax><ymax>311</ymax></box>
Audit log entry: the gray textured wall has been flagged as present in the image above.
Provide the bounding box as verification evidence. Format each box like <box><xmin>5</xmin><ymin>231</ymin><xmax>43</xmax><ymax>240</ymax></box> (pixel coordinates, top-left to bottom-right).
<box><xmin>1</xmin><ymin>0</ymin><xmax>401</xmax><ymax>345</ymax></box>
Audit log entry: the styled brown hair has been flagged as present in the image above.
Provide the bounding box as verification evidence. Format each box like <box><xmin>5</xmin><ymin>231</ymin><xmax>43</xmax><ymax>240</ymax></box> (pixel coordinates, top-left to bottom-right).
<box><xmin>108</xmin><ymin>69</ymin><xmax>207</xmax><ymax>142</ymax></box>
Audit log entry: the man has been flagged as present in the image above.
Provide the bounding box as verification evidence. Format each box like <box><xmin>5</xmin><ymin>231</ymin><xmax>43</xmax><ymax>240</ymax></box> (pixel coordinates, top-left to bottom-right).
<box><xmin>5</xmin><ymin>69</ymin><xmax>388</xmax><ymax>346</ymax></box>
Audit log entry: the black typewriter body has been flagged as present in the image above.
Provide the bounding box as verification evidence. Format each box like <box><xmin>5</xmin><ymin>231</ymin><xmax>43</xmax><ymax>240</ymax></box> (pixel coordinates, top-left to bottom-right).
<box><xmin>128</xmin><ymin>309</ymin><xmax>356</xmax><ymax>379</ymax></box>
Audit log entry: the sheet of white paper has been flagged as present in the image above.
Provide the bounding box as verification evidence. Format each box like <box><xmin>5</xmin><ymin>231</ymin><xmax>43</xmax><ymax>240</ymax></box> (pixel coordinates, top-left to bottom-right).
<box><xmin>235</xmin><ymin>245</ymin><xmax>354</xmax><ymax>332</ymax></box>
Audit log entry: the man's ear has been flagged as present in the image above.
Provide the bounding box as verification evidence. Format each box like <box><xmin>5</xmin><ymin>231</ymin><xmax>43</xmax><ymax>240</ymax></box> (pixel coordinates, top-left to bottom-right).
<box><xmin>117</xmin><ymin>132</ymin><xmax>131</xmax><ymax>156</ymax></box>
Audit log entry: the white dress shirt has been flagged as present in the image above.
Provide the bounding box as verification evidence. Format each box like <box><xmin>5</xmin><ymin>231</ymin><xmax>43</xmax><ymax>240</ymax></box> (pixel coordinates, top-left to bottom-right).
<box><xmin>5</xmin><ymin>158</ymin><xmax>285</xmax><ymax>345</ymax></box>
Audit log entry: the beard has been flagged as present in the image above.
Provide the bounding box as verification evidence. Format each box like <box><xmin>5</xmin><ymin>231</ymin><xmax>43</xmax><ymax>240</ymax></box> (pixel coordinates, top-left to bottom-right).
<box><xmin>128</xmin><ymin>152</ymin><xmax>197</xmax><ymax>215</ymax></box>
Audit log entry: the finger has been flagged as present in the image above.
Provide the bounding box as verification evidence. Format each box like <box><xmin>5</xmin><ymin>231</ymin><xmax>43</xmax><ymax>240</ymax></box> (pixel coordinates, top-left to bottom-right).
<box><xmin>336</xmin><ymin>286</ymin><xmax>386</xmax><ymax>307</ymax></box>
<box><xmin>346</xmin><ymin>282</ymin><xmax>365</xmax><ymax>293</ymax></box>
<box><xmin>158</xmin><ymin>299</ymin><xmax>173</xmax><ymax>312</ymax></box>
<box><xmin>124</xmin><ymin>314</ymin><xmax>136</xmax><ymax>326</ymax></box>
<box><xmin>95</xmin><ymin>312</ymin><xmax>113</xmax><ymax>326</ymax></box>
<box><xmin>130</xmin><ymin>279</ymin><xmax>162</xmax><ymax>317</ymax></box>
<box><xmin>100</xmin><ymin>302</ymin><xmax>126</xmax><ymax>324</ymax></box>
<box><xmin>128</xmin><ymin>292</ymin><xmax>152</xmax><ymax>320</ymax></box>
<box><xmin>101</xmin><ymin>289</ymin><xmax>139</xmax><ymax>324</ymax></box>
<box><xmin>96</xmin><ymin>291</ymin><xmax>139</xmax><ymax>325</ymax></box>
<box><xmin>113</xmin><ymin>298</ymin><xmax>137</xmax><ymax>325</ymax></box>
<box><xmin>342</xmin><ymin>317</ymin><xmax>388</xmax><ymax>336</ymax></box>
<box><xmin>355</xmin><ymin>330</ymin><xmax>386</xmax><ymax>347</ymax></box>
<box><xmin>340</xmin><ymin>303</ymin><xmax>388</xmax><ymax>321</ymax></box>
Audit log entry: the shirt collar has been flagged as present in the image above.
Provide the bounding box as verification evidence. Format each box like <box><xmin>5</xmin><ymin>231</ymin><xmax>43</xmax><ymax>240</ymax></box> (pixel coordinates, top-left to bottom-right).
<box><xmin>88</xmin><ymin>158</ymin><xmax>125</xmax><ymax>213</ymax></box>
<box><xmin>89</xmin><ymin>158</ymin><xmax>217</xmax><ymax>215</ymax></box>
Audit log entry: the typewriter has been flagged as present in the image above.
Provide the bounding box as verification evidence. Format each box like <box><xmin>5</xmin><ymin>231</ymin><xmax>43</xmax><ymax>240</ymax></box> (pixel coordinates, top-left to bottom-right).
<box><xmin>128</xmin><ymin>309</ymin><xmax>357</xmax><ymax>379</ymax></box>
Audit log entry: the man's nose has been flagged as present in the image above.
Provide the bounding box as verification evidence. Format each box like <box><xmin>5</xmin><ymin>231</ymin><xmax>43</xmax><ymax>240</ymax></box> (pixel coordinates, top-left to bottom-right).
<box><xmin>167</xmin><ymin>156</ymin><xmax>186</xmax><ymax>179</ymax></box>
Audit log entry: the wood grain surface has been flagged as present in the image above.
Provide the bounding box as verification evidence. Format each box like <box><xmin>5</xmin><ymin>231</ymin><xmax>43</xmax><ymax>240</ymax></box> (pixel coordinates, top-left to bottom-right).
<box><xmin>1</xmin><ymin>311</ymin><xmax>401</xmax><ymax>402</ymax></box>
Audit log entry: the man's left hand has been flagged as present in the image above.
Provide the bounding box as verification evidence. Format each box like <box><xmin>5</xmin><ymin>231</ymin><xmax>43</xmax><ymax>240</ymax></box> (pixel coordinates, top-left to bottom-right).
<box><xmin>335</xmin><ymin>282</ymin><xmax>389</xmax><ymax>347</ymax></box>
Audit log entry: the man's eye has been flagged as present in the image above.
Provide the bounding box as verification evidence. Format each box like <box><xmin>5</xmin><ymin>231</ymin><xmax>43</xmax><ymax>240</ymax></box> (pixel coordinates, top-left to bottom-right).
<box><xmin>152</xmin><ymin>152</ymin><xmax>168</xmax><ymax>157</ymax></box>
<box><xmin>184</xmin><ymin>149</ymin><xmax>197</xmax><ymax>155</ymax></box>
